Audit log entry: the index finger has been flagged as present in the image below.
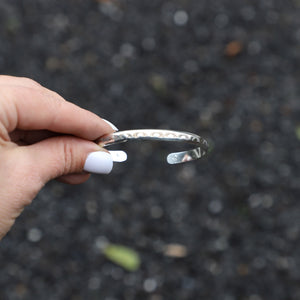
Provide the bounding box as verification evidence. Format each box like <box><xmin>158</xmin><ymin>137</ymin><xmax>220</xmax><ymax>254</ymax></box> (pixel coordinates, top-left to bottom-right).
<box><xmin>1</xmin><ymin>85</ymin><xmax>115</xmax><ymax>140</ymax></box>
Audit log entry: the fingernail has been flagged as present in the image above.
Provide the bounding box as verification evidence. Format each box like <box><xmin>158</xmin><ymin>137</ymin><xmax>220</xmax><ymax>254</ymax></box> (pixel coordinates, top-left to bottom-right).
<box><xmin>102</xmin><ymin>119</ymin><xmax>118</xmax><ymax>131</ymax></box>
<box><xmin>84</xmin><ymin>151</ymin><xmax>113</xmax><ymax>174</ymax></box>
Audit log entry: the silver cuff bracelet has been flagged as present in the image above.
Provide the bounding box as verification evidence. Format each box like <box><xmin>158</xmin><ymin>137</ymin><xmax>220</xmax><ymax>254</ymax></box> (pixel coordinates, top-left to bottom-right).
<box><xmin>98</xmin><ymin>129</ymin><xmax>209</xmax><ymax>164</ymax></box>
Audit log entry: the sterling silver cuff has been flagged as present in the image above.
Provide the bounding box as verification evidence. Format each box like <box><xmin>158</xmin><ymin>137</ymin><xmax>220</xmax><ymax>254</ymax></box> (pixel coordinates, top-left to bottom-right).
<box><xmin>98</xmin><ymin>129</ymin><xmax>209</xmax><ymax>164</ymax></box>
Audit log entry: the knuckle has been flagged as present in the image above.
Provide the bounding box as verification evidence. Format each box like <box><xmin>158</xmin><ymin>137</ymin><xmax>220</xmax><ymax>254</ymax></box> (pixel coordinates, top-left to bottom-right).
<box><xmin>61</xmin><ymin>138</ymin><xmax>77</xmax><ymax>174</ymax></box>
<box><xmin>19</xmin><ymin>77</ymin><xmax>41</xmax><ymax>88</ymax></box>
<box><xmin>50</xmin><ymin>90</ymin><xmax>66</xmax><ymax>102</ymax></box>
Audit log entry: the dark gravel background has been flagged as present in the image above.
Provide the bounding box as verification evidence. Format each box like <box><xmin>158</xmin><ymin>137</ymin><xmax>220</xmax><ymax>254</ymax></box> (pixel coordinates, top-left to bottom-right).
<box><xmin>1</xmin><ymin>0</ymin><xmax>300</xmax><ymax>299</ymax></box>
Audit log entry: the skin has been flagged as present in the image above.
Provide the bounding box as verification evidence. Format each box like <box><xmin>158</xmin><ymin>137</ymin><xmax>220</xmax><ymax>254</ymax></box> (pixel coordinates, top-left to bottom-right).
<box><xmin>0</xmin><ymin>75</ymin><xmax>114</xmax><ymax>240</ymax></box>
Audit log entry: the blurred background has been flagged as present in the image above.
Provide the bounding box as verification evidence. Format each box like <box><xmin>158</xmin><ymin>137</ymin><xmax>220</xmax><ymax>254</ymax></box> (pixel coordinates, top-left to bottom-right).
<box><xmin>0</xmin><ymin>0</ymin><xmax>300</xmax><ymax>299</ymax></box>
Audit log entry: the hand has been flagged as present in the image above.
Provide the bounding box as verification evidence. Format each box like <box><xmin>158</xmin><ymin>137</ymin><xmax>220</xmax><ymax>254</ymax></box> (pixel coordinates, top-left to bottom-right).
<box><xmin>0</xmin><ymin>75</ymin><xmax>117</xmax><ymax>240</ymax></box>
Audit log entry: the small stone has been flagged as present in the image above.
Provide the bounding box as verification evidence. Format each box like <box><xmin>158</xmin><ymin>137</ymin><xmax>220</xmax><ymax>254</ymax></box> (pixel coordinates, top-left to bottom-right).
<box><xmin>208</xmin><ymin>199</ymin><xmax>223</xmax><ymax>214</ymax></box>
<box><xmin>248</xmin><ymin>193</ymin><xmax>262</xmax><ymax>208</ymax></box>
<box><xmin>15</xmin><ymin>283</ymin><xmax>27</xmax><ymax>297</ymax></box>
<box><xmin>173</xmin><ymin>10</ymin><xmax>189</xmax><ymax>26</ymax></box>
<box><xmin>224</xmin><ymin>40</ymin><xmax>243</xmax><ymax>57</ymax></box>
<box><xmin>228</xmin><ymin>116</ymin><xmax>242</xmax><ymax>130</ymax></box>
<box><xmin>99</xmin><ymin>2</ymin><xmax>123</xmax><ymax>21</ymax></box>
<box><xmin>142</xmin><ymin>37</ymin><xmax>156</xmax><ymax>51</ymax></box>
<box><xmin>120</xmin><ymin>43</ymin><xmax>135</xmax><ymax>58</ymax></box>
<box><xmin>88</xmin><ymin>276</ymin><xmax>101</xmax><ymax>290</ymax></box>
<box><xmin>252</xmin><ymin>257</ymin><xmax>266</xmax><ymax>270</ymax></box>
<box><xmin>184</xmin><ymin>60</ymin><xmax>198</xmax><ymax>73</ymax></box>
<box><xmin>261</xmin><ymin>194</ymin><xmax>274</xmax><ymax>208</ymax></box>
<box><xmin>149</xmin><ymin>74</ymin><xmax>167</xmax><ymax>95</ymax></box>
<box><xmin>205</xmin><ymin>259</ymin><xmax>222</xmax><ymax>275</ymax></box>
<box><xmin>27</xmin><ymin>228</ymin><xmax>42</xmax><ymax>243</ymax></box>
<box><xmin>143</xmin><ymin>278</ymin><xmax>158</xmax><ymax>293</ymax></box>
<box><xmin>150</xmin><ymin>206</ymin><xmax>164</xmax><ymax>219</ymax></box>
<box><xmin>240</xmin><ymin>6</ymin><xmax>256</xmax><ymax>21</ymax></box>
<box><xmin>250</xmin><ymin>119</ymin><xmax>263</xmax><ymax>132</ymax></box>
<box><xmin>111</xmin><ymin>54</ymin><xmax>125</xmax><ymax>68</ymax></box>
<box><xmin>163</xmin><ymin>244</ymin><xmax>188</xmax><ymax>258</ymax></box>
<box><xmin>215</xmin><ymin>13</ymin><xmax>229</xmax><ymax>28</ymax></box>
<box><xmin>86</xmin><ymin>200</ymin><xmax>98</xmax><ymax>215</ymax></box>
<box><xmin>237</xmin><ymin>263</ymin><xmax>249</xmax><ymax>276</ymax></box>
<box><xmin>94</xmin><ymin>236</ymin><xmax>109</xmax><ymax>251</ymax></box>
<box><xmin>248</xmin><ymin>40</ymin><xmax>262</xmax><ymax>55</ymax></box>
<box><xmin>45</xmin><ymin>57</ymin><xmax>62</xmax><ymax>71</ymax></box>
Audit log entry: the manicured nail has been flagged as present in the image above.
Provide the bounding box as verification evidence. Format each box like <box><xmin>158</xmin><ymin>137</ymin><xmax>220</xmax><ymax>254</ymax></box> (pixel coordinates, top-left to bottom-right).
<box><xmin>84</xmin><ymin>151</ymin><xmax>113</xmax><ymax>174</ymax></box>
<box><xmin>102</xmin><ymin>119</ymin><xmax>118</xmax><ymax>131</ymax></box>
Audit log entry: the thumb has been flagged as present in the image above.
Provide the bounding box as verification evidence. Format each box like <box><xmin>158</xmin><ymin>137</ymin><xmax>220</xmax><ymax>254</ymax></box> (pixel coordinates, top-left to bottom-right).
<box><xmin>25</xmin><ymin>135</ymin><xmax>113</xmax><ymax>183</ymax></box>
<box><xmin>0</xmin><ymin>136</ymin><xmax>113</xmax><ymax>239</ymax></box>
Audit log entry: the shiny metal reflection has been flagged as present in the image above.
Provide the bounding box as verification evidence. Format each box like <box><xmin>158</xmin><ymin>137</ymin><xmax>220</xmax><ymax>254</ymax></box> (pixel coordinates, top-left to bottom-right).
<box><xmin>99</xmin><ymin>129</ymin><xmax>209</xmax><ymax>164</ymax></box>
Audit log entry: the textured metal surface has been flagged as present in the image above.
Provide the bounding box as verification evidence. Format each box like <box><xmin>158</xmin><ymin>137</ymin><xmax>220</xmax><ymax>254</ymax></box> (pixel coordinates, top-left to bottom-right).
<box><xmin>98</xmin><ymin>129</ymin><xmax>209</xmax><ymax>164</ymax></box>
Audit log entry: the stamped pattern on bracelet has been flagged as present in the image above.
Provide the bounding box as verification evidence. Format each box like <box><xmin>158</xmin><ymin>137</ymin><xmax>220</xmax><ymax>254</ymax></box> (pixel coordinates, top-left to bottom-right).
<box><xmin>113</xmin><ymin>130</ymin><xmax>208</xmax><ymax>147</ymax></box>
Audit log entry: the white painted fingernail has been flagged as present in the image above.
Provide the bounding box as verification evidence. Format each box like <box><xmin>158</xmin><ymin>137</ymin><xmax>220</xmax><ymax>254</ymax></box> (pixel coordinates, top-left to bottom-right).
<box><xmin>102</xmin><ymin>119</ymin><xmax>118</xmax><ymax>131</ymax></box>
<box><xmin>84</xmin><ymin>151</ymin><xmax>113</xmax><ymax>174</ymax></box>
